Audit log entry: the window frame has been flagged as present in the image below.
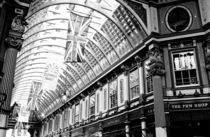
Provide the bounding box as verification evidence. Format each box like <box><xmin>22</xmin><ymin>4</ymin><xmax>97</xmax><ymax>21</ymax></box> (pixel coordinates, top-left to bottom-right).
<box><xmin>96</xmin><ymin>93</ymin><xmax>99</xmax><ymax>113</ymax></box>
<box><xmin>120</xmin><ymin>79</ymin><xmax>124</xmax><ymax>103</ymax></box>
<box><xmin>48</xmin><ymin>119</ymin><xmax>52</xmax><ymax>132</ymax></box>
<box><xmin>54</xmin><ymin>115</ymin><xmax>60</xmax><ymax>131</ymax></box>
<box><xmin>89</xmin><ymin>93</ymin><xmax>95</xmax><ymax>116</ymax></box>
<box><xmin>85</xmin><ymin>99</ymin><xmax>88</xmax><ymax>118</ymax></box>
<box><xmin>63</xmin><ymin>109</ymin><xmax>69</xmax><ymax>128</ymax></box>
<box><xmin>109</xmin><ymin>79</ymin><xmax>118</xmax><ymax>109</ymax></box>
<box><xmin>104</xmin><ymin>86</ymin><xmax>107</xmax><ymax>110</ymax></box>
<box><xmin>79</xmin><ymin>102</ymin><xmax>83</xmax><ymax>120</ymax></box>
<box><xmin>171</xmin><ymin>49</ymin><xmax>199</xmax><ymax>87</ymax></box>
<box><xmin>74</xmin><ymin>104</ymin><xmax>79</xmax><ymax>124</ymax></box>
<box><xmin>129</xmin><ymin>68</ymin><xmax>140</xmax><ymax>100</ymax></box>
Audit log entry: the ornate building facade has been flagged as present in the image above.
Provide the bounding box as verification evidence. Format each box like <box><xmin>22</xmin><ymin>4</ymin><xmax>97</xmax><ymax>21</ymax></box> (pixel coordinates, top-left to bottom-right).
<box><xmin>8</xmin><ymin>0</ymin><xmax>210</xmax><ymax>137</ymax></box>
<box><xmin>0</xmin><ymin>0</ymin><xmax>30</xmax><ymax>137</ymax></box>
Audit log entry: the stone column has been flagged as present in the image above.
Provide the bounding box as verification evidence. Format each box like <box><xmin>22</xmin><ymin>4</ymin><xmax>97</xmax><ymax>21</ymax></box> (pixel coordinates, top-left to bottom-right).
<box><xmin>148</xmin><ymin>44</ymin><xmax>167</xmax><ymax>137</ymax></box>
<box><xmin>124</xmin><ymin>113</ymin><xmax>130</xmax><ymax>137</ymax></box>
<box><xmin>0</xmin><ymin>46</ymin><xmax>20</xmax><ymax>137</ymax></box>
<box><xmin>98</xmin><ymin>122</ymin><xmax>103</xmax><ymax>137</ymax></box>
<box><xmin>125</xmin><ymin>121</ymin><xmax>130</xmax><ymax>137</ymax></box>
<box><xmin>140</xmin><ymin>117</ymin><xmax>146</xmax><ymax>137</ymax></box>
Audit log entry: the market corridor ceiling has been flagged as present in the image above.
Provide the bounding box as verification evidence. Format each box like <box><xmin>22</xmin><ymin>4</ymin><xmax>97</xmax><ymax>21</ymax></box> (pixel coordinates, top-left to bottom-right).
<box><xmin>12</xmin><ymin>0</ymin><xmax>147</xmax><ymax>116</ymax></box>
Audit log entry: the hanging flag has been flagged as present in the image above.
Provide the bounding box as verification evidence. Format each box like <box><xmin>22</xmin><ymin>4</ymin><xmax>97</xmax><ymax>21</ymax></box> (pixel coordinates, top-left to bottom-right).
<box><xmin>27</xmin><ymin>81</ymin><xmax>42</xmax><ymax>111</ymax></box>
<box><xmin>64</xmin><ymin>13</ymin><xmax>91</xmax><ymax>63</ymax></box>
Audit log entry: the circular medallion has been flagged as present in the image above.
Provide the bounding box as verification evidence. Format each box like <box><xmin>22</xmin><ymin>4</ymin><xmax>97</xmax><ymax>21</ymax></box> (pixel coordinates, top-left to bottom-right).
<box><xmin>166</xmin><ymin>6</ymin><xmax>192</xmax><ymax>32</ymax></box>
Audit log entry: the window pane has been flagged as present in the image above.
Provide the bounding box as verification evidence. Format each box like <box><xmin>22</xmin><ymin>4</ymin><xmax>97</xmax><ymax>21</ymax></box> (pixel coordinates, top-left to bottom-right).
<box><xmin>130</xmin><ymin>69</ymin><xmax>139</xmax><ymax>99</ymax></box>
<box><xmin>189</xmin><ymin>69</ymin><xmax>197</xmax><ymax>84</ymax></box>
<box><xmin>85</xmin><ymin>100</ymin><xmax>88</xmax><ymax>118</ymax></box>
<box><xmin>120</xmin><ymin>79</ymin><xmax>124</xmax><ymax>103</ymax></box>
<box><xmin>175</xmin><ymin>71</ymin><xmax>182</xmax><ymax>86</ymax></box>
<box><xmin>89</xmin><ymin>94</ymin><xmax>95</xmax><ymax>115</ymax></box>
<box><xmin>75</xmin><ymin>105</ymin><xmax>79</xmax><ymax>123</ymax></box>
<box><xmin>104</xmin><ymin>88</ymin><xmax>107</xmax><ymax>110</ymax></box>
<box><xmin>97</xmin><ymin>93</ymin><xmax>99</xmax><ymax>113</ymax></box>
<box><xmin>182</xmin><ymin>70</ymin><xmax>190</xmax><ymax>85</ymax></box>
<box><xmin>109</xmin><ymin>80</ymin><xmax>117</xmax><ymax>108</ymax></box>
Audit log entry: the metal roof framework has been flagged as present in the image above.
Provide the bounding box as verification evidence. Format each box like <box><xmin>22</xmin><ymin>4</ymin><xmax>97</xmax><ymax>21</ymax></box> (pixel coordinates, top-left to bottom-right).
<box><xmin>13</xmin><ymin>0</ymin><xmax>148</xmax><ymax>116</ymax></box>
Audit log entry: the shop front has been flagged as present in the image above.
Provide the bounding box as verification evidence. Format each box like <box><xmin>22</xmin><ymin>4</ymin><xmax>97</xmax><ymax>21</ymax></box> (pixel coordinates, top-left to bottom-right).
<box><xmin>129</xmin><ymin>109</ymin><xmax>142</xmax><ymax>137</ymax></box>
<box><xmin>102</xmin><ymin>114</ymin><xmax>126</xmax><ymax>137</ymax></box>
<box><xmin>168</xmin><ymin>100</ymin><xmax>210</xmax><ymax>137</ymax></box>
<box><xmin>84</xmin><ymin>122</ymin><xmax>101</xmax><ymax>137</ymax></box>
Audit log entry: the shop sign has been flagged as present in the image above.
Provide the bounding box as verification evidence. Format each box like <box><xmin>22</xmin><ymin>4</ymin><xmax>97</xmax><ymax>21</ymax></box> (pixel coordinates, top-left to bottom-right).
<box><xmin>169</xmin><ymin>101</ymin><xmax>210</xmax><ymax>111</ymax></box>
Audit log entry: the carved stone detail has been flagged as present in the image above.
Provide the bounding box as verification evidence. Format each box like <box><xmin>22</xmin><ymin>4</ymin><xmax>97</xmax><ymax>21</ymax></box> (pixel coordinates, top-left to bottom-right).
<box><xmin>5</xmin><ymin>36</ymin><xmax>23</xmax><ymax>50</ymax></box>
<box><xmin>11</xmin><ymin>15</ymin><xmax>26</xmax><ymax>33</ymax></box>
<box><xmin>147</xmin><ymin>45</ymin><xmax>165</xmax><ymax>76</ymax></box>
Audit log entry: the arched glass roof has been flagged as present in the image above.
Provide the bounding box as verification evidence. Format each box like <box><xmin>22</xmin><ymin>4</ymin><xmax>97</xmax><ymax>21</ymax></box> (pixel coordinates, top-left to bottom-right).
<box><xmin>12</xmin><ymin>0</ymin><xmax>148</xmax><ymax>116</ymax></box>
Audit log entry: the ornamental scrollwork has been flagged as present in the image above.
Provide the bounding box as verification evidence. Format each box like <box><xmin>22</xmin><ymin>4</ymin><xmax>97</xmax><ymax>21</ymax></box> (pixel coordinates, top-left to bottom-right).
<box><xmin>147</xmin><ymin>46</ymin><xmax>165</xmax><ymax>76</ymax></box>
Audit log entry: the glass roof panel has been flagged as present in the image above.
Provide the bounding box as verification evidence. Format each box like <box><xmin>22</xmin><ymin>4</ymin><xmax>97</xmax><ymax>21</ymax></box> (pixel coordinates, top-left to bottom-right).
<box><xmin>12</xmin><ymin>0</ymin><xmax>147</xmax><ymax>116</ymax></box>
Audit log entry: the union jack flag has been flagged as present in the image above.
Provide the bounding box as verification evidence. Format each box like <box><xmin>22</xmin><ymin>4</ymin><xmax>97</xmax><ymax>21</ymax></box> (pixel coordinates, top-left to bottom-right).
<box><xmin>64</xmin><ymin>13</ymin><xmax>91</xmax><ymax>63</ymax></box>
<box><xmin>27</xmin><ymin>81</ymin><xmax>42</xmax><ymax>111</ymax></box>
